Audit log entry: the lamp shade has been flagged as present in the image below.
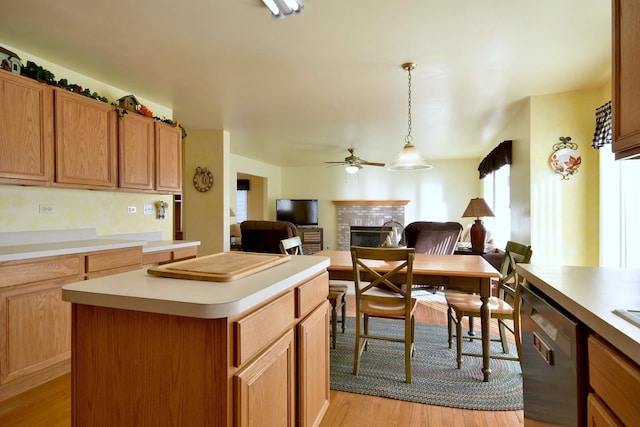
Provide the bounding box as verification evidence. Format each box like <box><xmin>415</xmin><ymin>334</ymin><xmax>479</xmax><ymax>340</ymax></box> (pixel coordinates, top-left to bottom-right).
<box><xmin>461</xmin><ymin>198</ymin><xmax>495</xmax><ymax>219</ymax></box>
<box><xmin>387</xmin><ymin>142</ymin><xmax>433</xmax><ymax>171</ymax></box>
<box><xmin>345</xmin><ymin>165</ymin><xmax>360</xmax><ymax>174</ymax></box>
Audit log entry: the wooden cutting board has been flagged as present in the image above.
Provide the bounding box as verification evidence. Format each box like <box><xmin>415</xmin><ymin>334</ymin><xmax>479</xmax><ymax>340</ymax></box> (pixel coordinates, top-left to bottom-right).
<box><xmin>147</xmin><ymin>251</ymin><xmax>291</xmax><ymax>282</ymax></box>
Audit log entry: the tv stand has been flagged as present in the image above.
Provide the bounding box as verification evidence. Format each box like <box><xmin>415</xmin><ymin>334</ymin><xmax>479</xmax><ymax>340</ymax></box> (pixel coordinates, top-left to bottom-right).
<box><xmin>298</xmin><ymin>227</ymin><xmax>323</xmax><ymax>254</ymax></box>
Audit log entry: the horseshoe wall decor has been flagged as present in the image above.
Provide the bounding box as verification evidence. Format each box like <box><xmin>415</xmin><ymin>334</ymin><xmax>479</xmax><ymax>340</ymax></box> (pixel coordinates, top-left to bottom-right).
<box><xmin>193</xmin><ymin>166</ymin><xmax>214</xmax><ymax>192</ymax></box>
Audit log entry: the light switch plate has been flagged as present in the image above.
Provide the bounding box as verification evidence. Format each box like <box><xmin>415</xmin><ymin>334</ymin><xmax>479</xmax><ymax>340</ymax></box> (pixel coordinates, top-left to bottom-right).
<box><xmin>143</xmin><ymin>204</ymin><xmax>154</xmax><ymax>215</ymax></box>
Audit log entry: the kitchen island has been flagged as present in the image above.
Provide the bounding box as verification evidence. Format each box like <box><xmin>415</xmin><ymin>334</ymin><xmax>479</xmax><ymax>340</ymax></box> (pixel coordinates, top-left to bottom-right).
<box><xmin>62</xmin><ymin>253</ymin><xmax>331</xmax><ymax>427</ymax></box>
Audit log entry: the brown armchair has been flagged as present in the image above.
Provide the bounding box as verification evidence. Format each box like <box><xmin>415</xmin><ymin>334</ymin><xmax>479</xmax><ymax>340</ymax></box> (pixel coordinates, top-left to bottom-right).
<box><xmin>240</xmin><ymin>220</ymin><xmax>298</xmax><ymax>254</ymax></box>
<box><xmin>403</xmin><ymin>221</ymin><xmax>463</xmax><ymax>254</ymax></box>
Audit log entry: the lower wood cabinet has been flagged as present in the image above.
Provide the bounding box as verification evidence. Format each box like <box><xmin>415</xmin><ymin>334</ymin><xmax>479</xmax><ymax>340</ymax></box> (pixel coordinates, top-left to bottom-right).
<box><xmin>0</xmin><ymin>247</ymin><xmax>142</xmax><ymax>402</ymax></box>
<box><xmin>69</xmin><ymin>270</ymin><xmax>329</xmax><ymax>426</ymax></box>
<box><xmin>587</xmin><ymin>334</ymin><xmax>640</xmax><ymax>426</ymax></box>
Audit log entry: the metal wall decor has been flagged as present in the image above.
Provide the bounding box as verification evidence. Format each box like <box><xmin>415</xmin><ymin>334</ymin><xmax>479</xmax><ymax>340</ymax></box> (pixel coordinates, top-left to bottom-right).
<box><xmin>193</xmin><ymin>166</ymin><xmax>214</xmax><ymax>192</ymax></box>
<box><xmin>550</xmin><ymin>136</ymin><xmax>581</xmax><ymax>180</ymax></box>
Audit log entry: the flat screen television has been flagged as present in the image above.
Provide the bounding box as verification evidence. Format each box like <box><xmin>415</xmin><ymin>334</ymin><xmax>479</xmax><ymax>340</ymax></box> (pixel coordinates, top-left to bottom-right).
<box><xmin>276</xmin><ymin>199</ymin><xmax>318</xmax><ymax>226</ymax></box>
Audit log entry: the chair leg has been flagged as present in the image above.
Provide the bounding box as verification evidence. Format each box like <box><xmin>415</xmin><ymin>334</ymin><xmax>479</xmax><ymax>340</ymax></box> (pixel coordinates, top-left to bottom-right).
<box><xmin>364</xmin><ymin>314</ymin><xmax>369</xmax><ymax>351</ymax></box>
<box><xmin>353</xmin><ymin>314</ymin><xmax>362</xmax><ymax>375</ymax></box>
<box><xmin>468</xmin><ymin>316</ymin><xmax>476</xmax><ymax>337</ymax></box>
<box><xmin>447</xmin><ymin>306</ymin><xmax>453</xmax><ymax>349</ymax></box>
<box><xmin>331</xmin><ymin>305</ymin><xmax>338</xmax><ymax>349</ymax></box>
<box><xmin>498</xmin><ymin>319</ymin><xmax>509</xmax><ymax>353</ymax></box>
<box><xmin>513</xmin><ymin>315</ymin><xmax>523</xmax><ymax>364</ymax></box>
<box><xmin>340</xmin><ymin>294</ymin><xmax>347</xmax><ymax>333</ymax></box>
<box><xmin>456</xmin><ymin>312</ymin><xmax>463</xmax><ymax>369</ymax></box>
<box><xmin>405</xmin><ymin>316</ymin><xmax>412</xmax><ymax>384</ymax></box>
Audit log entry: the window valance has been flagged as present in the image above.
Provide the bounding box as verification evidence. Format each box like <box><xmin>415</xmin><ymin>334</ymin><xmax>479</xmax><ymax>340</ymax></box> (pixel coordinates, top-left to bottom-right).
<box><xmin>478</xmin><ymin>140</ymin><xmax>512</xmax><ymax>179</ymax></box>
<box><xmin>591</xmin><ymin>100</ymin><xmax>612</xmax><ymax>149</ymax></box>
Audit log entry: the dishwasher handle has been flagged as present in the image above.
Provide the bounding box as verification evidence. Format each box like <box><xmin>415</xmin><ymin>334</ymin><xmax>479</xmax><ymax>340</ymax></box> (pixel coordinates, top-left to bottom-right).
<box><xmin>532</xmin><ymin>331</ymin><xmax>554</xmax><ymax>365</ymax></box>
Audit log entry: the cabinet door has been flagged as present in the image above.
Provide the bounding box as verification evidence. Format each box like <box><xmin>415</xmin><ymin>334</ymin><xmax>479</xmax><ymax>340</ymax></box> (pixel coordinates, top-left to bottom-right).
<box><xmin>0</xmin><ymin>280</ymin><xmax>73</xmax><ymax>384</ymax></box>
<box><xmin>234</xmin><ymin>330</ymin><xmax>295</xmax><ymax>427</ymax></box>
<box><xmin>0</xmin><ymin>71</ymin><xmax>54</xmax><ymax>183</ymax></box>
<box><xmin>297</xmin><ymin>301</ymin><xmax>330</xmax><ymax>427</ymax></box>
<box><xmin>118</xmin><ymin>112</ymin><xmax>154</xmax><ymax>190</ymax></box>
<box><xmin>155</xmin><ymin>122</ymin><xmax>182</xmax><ymax>192</ymax></box>
<box><xmin>54</xmin><ymin>89</ymin><xmax>117</xmax><ymax>188</ymax></box>
<box><xmin>612</xmin><ymin>0</ymin><xmax>640</xmax><ymax>158</ymax></box>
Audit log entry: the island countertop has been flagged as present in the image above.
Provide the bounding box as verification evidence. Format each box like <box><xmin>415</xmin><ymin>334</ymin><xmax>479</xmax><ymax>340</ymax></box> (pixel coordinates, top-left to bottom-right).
<box><xmin>62</xmin><ymin>254</ymin><xmax>330</xmax><ymax>319</ymax></box>
<box><xmin>517</xmin><ymin>264</ymin><xmax>640</xmax><ymax>366</ymax></box>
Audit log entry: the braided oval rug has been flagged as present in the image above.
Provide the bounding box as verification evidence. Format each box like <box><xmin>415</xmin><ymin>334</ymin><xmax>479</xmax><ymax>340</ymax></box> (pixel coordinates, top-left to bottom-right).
<box><xmin>330</xmin><ymin>317</ymin><xmax>523</xmax><ymax>411</ymax></box>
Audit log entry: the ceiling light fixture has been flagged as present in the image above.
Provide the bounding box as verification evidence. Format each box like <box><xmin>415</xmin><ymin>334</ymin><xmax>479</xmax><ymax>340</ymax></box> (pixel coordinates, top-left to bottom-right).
<box><xmin>261</xmin><ymin>0</ymin><xmax>303</xmax><ymax>19</ymax></box>
<box><xmin>345</xmin><ymin>164</ymin><xmax>360</xmax><ymax>174</ymax></box>
<box><xmin>388</xmin><ymin>62</ymin><xmax>433</xmax><ymax>171</ymax></box>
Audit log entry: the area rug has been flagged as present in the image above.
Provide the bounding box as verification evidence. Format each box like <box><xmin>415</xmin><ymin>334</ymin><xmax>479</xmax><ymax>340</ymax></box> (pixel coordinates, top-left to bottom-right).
<box><xmin>330</xmin><ymin>317</ymin><xmax>523</xmax><ymax>411</ymax></box>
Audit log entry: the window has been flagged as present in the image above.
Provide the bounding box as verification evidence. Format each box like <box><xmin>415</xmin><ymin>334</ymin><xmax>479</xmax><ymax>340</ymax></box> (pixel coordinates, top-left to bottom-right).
<box><xmin>482</xmin><ymin>165</ymin><xmax>510</xmax><ymax>249</ymax></box>
<box><xmin>236</xmin><ymin>190</ymin><xmax>248</xmax><ymax>223</ymax></box>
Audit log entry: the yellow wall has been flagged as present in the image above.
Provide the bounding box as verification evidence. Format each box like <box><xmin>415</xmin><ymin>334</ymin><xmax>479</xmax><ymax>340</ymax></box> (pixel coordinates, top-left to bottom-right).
<box><xmin>280</xmin><ymin>158</ymin><xmax>481</xmax><ymax>250</ymax></box>
<box><xmin>529</xmin><ymin>85</ymin><xmax>609</xmax><ymax>266</ymax></box>
<box><xmin>0</xmin><ymin>43</ymin><xmax>176</xmax><ymax>239</ymax></box>
<box><xmin>0</xmin><ymin>185</ymin><xmax>173</xmax><ymax>237</ymax></box>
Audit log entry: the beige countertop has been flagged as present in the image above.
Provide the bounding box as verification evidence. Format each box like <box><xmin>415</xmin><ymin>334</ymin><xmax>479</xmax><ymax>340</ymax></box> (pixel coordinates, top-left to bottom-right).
<box><xmin>62</xmin><ymin>255</ymin><xmax>330</xmax><ymax>319</ymax></box>
<box><xmin>517</xmin><ymin>264</ymin><xmax>640</xmax><ymax>365</ymax></box>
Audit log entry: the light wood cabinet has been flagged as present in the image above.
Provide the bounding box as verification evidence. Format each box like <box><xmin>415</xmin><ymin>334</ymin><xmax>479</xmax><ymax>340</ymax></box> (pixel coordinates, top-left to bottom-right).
<box><xmin>118</xmin><ymin>112</ymin><xmax>155</xmax><ymax>190</ymax></box>
<box><xmin>0</xmin><ymin>247</ymin><xmax>142</xmax><ymax>402</ymax></box>
<box><xmin>234</xmin><ymin>330</ymin><xmax>296</xmax><ymax>427</ymax></box>
<box><xmin>154</xmin><ymin>121</ymin><xmax>182</xmax><ymax>192</ymax></box>
<box><xmin>0</xmin><ymin>70</ymin><xmax>54</xmax><ymax>184</ymax></box>
<box><xmin>587</xmin><ymin>334</ymin><xmax>640</xmax><ymax>426</ymax></box>
<box><xmin>142</xmin><ymin>246</ymin><xmax>197</xmax><ymax>265</ymax></box>
<box><xmin>0</xmin><ymin>255</ymin><xmax>83</xmax><ymax>401</ymax></box>
<box><xmin>54</xmin><ymin>88</ymin><xmax>117</xmax><ymax>188</ymax></box>
<box><xmin>69</xmin><ymin>270</ymin><xmax>329</xmax><ymax>426</ymax></box>
<box><xmin>612</xmin><ymin>0</ymin><xmax>640</xmax><ymax>159</ymax></box>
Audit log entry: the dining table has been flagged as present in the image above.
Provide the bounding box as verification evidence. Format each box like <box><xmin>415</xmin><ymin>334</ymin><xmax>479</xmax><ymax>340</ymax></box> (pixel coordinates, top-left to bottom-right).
<box><xmin>315</xmin><ymin>250</ymin><xmax>501</xmax><ymax>382</ymax></box>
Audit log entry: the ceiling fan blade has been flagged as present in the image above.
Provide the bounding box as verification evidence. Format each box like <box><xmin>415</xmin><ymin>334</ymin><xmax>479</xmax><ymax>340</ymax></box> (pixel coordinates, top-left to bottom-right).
<box><xmin>360</xmin><ymin>161</ymin><xmax>386</xmax><ymax>167</ymax></box>
<box><xmin>324</xmin><ymin>161</ymin><xmax>346</xmax><ymax>164</ymax></box>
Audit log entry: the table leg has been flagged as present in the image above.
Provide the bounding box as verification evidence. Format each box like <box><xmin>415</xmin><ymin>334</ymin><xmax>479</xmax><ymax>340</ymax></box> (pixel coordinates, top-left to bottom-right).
<box><xmin>480</xmin><ymin>278</ymin><xmax>491</xmax><ymax>382</ymax></box>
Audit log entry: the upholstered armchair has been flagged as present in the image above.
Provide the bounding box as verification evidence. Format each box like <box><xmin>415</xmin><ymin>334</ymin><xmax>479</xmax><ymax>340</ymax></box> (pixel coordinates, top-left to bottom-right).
<box><xmin>239</xmin><ymin>220</ymin><xmax>298</xmax><ymax>254</ymax></box>
<box><xmin>403</xmin><ymin>221</ymin><xmax>463</xmax><ymax>254</ymax></box>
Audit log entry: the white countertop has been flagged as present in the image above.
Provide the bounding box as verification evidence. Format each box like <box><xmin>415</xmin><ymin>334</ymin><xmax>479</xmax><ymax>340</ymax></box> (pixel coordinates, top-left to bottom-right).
<box><xmin>0</xmin><ymin>229</ymin><xmax>201</xmax><ymax>262</ymax></box>
<box><xmin>62</xmin><ymin>255</ymin><xmax>330</xmax><ymax>319</ymax></box>
<box><xmin>517</xmin><ymin>264</ymin><xmax>640</xmax><ymax>365</ymax></box>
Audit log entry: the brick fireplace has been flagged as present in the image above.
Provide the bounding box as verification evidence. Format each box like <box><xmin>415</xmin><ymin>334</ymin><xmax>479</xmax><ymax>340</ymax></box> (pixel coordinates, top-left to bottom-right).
<box><xmin>332</xmin><ymin>200</ymin><xmax>409</xmax><ymax>250</ymax></box>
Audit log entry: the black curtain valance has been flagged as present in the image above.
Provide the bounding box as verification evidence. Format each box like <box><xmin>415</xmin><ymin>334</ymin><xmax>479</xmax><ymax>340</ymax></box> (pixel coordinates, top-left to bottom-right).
<box><xmin>237</xmin><ymin>179</ymin><xmax>250</xmax><ymax>191</ymax></box>
<box><xmin>478</xmin><ymin>140</ymin><xmax>512</xmax><ymax>179</ymax></box>
<box><xmin>591</xmin><ymin>100</ymin><xmax>612</xmax><ymax>149</ymax></box>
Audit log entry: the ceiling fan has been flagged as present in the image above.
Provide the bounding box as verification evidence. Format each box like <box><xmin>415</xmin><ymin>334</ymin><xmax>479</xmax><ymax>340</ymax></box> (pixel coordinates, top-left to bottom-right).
<box><xmin>324</xmin><ymin>148</ymin><xmax>385</xmax><ymax>174</ymax></box>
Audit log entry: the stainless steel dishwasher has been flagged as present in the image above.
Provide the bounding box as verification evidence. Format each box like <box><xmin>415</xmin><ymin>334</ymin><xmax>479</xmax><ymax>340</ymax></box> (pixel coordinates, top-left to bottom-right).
<box><xmin>519</xmin><ymin>283</ymin><xmax>588</xmax><ymax>427</ymax></box>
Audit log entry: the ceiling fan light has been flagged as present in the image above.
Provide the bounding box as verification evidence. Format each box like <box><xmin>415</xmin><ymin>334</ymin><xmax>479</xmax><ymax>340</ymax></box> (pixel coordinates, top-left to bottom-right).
<box><xmin>388</xmin><ymin>142</ymin><xmax>433</xmax><ymax>171</ymax></box>
<box><xmin>345</xmin><ymin>165</ymin><xmax>360</xmax><ymax>174</ymax></box>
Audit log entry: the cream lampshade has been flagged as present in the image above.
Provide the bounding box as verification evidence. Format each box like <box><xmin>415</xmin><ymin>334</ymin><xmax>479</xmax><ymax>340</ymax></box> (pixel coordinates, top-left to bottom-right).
<box><xmin>461</xmin><ymin>198</ymin><xmax>495</xmax><ymax>253</ymax></box>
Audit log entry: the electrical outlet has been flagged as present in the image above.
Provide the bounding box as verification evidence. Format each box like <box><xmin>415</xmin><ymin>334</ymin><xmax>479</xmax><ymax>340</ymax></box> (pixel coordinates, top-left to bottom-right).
<box><xmin>127</xmin><ymin>206</ymin><xmax>137</xmax><ymax>214</ymax></box>
<box><xmin>39</xmin><ymin>204</ymin><xmax>55</xmax><ymax>214</ymax></box>
<box><xmin>143</xmin><ymin>204</ymin><xmax>154</xmax><ymax>215</ymax></box>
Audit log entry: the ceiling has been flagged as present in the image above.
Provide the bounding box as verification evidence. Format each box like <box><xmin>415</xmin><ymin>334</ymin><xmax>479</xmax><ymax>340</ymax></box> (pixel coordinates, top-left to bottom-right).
<box><xmin>0</xmin><ymin>0</ymin><xmax>611</xmax><ymax>168</ymax></box>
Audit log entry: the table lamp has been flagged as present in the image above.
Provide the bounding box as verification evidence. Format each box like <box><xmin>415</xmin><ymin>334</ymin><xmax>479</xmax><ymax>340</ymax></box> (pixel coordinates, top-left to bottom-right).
<box><xmin>461</xmin><ymin>198</ymin><xmax>495</xmax><ymax>253</ymax></box>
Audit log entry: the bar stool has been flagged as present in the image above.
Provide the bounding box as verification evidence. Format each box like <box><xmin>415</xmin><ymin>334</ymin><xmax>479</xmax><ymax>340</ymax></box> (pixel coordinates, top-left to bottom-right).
<box><xmin>328</xmin><ymin>283</ymin><xmax>348</xmax><ymax>348</ymax></box>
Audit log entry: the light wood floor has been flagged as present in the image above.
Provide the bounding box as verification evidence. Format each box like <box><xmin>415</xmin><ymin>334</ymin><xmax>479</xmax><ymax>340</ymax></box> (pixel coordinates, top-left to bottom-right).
<box><xmin>0</xmin><ymin>296</ymin><xmax>523</xmax><ymax>427</ymax></box>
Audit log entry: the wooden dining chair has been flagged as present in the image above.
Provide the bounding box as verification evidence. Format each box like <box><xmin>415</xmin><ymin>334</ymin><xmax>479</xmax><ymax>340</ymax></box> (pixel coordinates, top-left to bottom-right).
<box><xmin>279</xmin><ymin>235</ymin><xmax>304</xmax><ymax>255</ymax></box>
<box><xmin>280</xmin><ymin>236</ymin><xmax>348</xmax><ymax>348</ymax></box>
<box><xmin>445</xmin><ymin>241</ymin><xmax>533</xmax><ymax>368</ymax></box>
<box><xmin>350</xmin><ymin>246</ymin><xmax>417</xmax><ymax>383</ymax></box>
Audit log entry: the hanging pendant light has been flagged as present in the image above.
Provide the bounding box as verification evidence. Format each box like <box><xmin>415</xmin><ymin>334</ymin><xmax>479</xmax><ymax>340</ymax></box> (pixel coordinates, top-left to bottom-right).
<box><xmin>388</xmin><ymin>63</ymin><xmax>433</xmax><ymax>171</ymax></box>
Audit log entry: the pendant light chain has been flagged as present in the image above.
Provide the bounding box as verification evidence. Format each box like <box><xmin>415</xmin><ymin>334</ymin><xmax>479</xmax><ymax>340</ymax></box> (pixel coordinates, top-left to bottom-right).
<box><xmin>406</xmin><ymin>64</ymin><xmax>413</xmax><ymax>144</ymax></box>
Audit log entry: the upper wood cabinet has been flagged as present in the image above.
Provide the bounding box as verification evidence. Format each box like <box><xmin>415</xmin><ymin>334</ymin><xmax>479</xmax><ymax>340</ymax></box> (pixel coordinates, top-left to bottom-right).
<box><xmin>0</xmin><ymin>71</ymin><xmax>54</xmax><ymax>184</ymax></box>
<box><xmin>154</xmin><ymin>122</ymin><xmax>182</xmax><ymax>192</ymax></box>
<box><xmin>612</xmin><ymin>0</ymin><xmax>640</xmax><ymax>159</ymax></box>
<box><xmin>54</xmin><ymin>89</ymin><xmax>117</xmax><ymax>188</ymax></box>
<box><xmin>118</xmin><ymin>112</ymin><xmax>155</xmax><ymax>190</ymax></box>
